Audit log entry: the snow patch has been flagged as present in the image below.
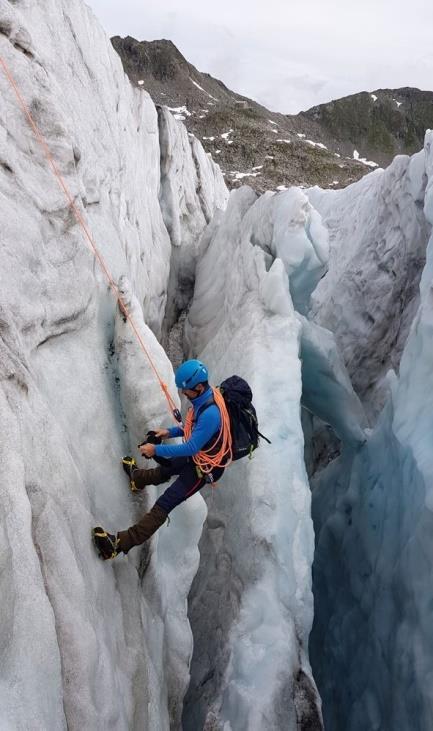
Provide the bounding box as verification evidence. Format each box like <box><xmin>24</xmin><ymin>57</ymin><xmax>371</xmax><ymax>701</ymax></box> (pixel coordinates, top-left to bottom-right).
<box><xmin>167</xmin><ymin>105</ymin><xmax>192</xmax><ymax>122</ymax></box>
<box><xmin>189</xmin><ymin>77</ymin><xmax>219</xmax><ymax>101</ymax></box>
<box><xmin>167</xmin><ymin>105</ymin><xmax>191</xmax><ymax>117</ymax></box>
<box><xmin>371</xmin><ymin>93</ymin><xmax>378</xmax><ymax>102</ymax></box>
<box><xmin>231</xmin><ymin>171</ymin><xmax>262</xmax><ymax>180</ymax></box>
<box><xmin>305</xmin><ymin>140</ymin><xmax>328</xmax><ymax>150</ymax></box>
<box><xmin>353</xmin><ymin>149</ymin><xmax>379</xmax><ymax>168</ymax></box>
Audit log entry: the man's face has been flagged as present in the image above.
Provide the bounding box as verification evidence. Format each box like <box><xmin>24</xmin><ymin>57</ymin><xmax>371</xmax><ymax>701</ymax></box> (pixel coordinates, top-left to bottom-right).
<box><xmin>181</xmin><ymin>383</ymin><xmax>205</xmax><ymax>400</ymax></box>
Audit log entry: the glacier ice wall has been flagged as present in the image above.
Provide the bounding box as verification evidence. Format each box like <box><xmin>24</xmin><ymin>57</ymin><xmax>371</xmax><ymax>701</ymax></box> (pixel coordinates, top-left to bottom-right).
<box><xmin>310</xmin><ymin>131</ymin><xmax>433</xmax><ymax>731</ymax></box>
<box><xmin>308</xmin><ymin>152</ymin><xmax>430</xmax><ymax>417</ymax></box>
<box><xmin>0</xmin><ymin>1</ymin><xmax>226</xmax><ymax>727</ymax></box>
<box><xmin>158</xmin><ymin>106</ymin><xmax>228</xmax><ymax>330</ymax></box>
<box><xmin>183</xmin><ymin>187</ymin><xmax>330</xmax><ymax>730</ymax></box>
<box><xmin>298</xmin><ymin>314</ymin><xmax>366</xmax><ymax>448</ymax></box>
<box><xmin>4</xmin><ymin>0</ymin><xmax>415</xmax><ymax>728</ymax></box>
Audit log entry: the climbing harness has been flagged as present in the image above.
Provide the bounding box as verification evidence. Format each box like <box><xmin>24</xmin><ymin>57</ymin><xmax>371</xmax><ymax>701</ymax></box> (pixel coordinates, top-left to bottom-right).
<box><xmin>0</xmin><ymin>54</ymin><xmax>181</xmax><ymax>423</ymax></box>
<box><xmin>184</xmin><ymin>387</ymin><xmax>233</xmax><ymax>479</ymax></box>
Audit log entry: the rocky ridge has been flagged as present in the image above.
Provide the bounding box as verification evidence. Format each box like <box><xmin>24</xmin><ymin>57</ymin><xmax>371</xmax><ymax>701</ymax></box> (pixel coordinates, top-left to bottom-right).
<box><xmin>111</xmin><ymin>36</ymin><xmax>377</xmax><ymax>192</ymax></box>
<box><xmin>111</xmin><ymin>36</ymin><xmax>433</xmax><ymax>194</ymax></box>
<box><xmin>301</xmin><ymin>87</ymin><xmax>433</xmax><ymax>166</ymax></box>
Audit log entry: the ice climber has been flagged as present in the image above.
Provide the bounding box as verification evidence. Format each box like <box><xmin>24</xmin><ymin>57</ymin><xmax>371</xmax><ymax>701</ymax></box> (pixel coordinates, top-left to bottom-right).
<box><xmin>93</xmin><ymin>359</ymin><xmax>231</xmax><ymax>560</ymax></box>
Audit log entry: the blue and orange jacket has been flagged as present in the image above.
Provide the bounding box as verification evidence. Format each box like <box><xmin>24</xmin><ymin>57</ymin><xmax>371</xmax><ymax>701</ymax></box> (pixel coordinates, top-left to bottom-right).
<box><xmin>154</xmin><ymin>387</ymin><xmax>221</xmax><ymax>459</ymax></box>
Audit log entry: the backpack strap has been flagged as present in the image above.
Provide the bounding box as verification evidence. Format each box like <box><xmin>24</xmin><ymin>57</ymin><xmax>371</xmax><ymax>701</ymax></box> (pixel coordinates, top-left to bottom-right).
<box><xmin>238</xmin><ymin>404</ymin><xmax>272</xmax><ymax>445</ymax></box>
<box><xmin>257</xmin><ymin>429</ymin><xmax>272</xmax><ymax>444</ymax></box>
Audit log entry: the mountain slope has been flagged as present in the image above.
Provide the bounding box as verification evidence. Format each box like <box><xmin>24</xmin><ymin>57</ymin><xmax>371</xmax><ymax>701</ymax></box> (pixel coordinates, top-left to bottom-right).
<box><xmin>300</xmin><ymin>87</ymin><xmax>433</xmax><ymax>166</ymax></box>
<box><xmin>111</xmin><ymin>37</ymin><xmax>433</xmax><ymax>194</ymax></box>
<box><xmin>111</xmin><ymin>36</ymin><xmax>376</xmax><ymax>192</ymax></box>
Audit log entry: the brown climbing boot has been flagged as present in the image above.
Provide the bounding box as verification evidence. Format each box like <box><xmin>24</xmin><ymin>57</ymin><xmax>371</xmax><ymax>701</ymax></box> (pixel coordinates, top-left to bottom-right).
<box><xmin>92</xmin><ymin>526</ymin><xmax>120</xmax><ymax>560</ymax></box>
<box><xmin>121</xmin><ymin>456</ymin><xmax>169</xmax><ymax>492</ymax></box>
<box><xmin>117</xmin><ymin>504</ymin><xmax>168</xmax><ymax>553</ymax></box>
<box><xmin>130</xmin><ymin>466</ymin><xmax>170</xmax><ymax>491</ymax></box>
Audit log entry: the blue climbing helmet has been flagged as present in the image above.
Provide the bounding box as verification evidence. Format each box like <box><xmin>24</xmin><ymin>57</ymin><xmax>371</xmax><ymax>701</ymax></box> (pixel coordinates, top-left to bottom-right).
<box><xmin>175</xmin><ymin>359</ymin><xmax>209</xmax><ymax>389</ymax></box>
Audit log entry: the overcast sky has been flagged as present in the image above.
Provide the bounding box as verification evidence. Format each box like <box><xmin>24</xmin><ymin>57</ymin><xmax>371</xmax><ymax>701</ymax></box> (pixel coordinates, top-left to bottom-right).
<box><xmin>86</xmin><ymin>0</ymin><xmax>433</xmax><ymax>113</ymax></box>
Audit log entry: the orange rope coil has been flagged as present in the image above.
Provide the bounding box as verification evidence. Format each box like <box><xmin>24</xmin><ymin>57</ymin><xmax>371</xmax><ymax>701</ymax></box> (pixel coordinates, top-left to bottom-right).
<box><xmin>184</xmin><ymin>388</ymin><xmax>232</xmax><ymax>475</ymax></box>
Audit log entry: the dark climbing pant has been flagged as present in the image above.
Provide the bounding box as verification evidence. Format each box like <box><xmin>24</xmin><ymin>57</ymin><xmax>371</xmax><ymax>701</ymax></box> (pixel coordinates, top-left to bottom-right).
<box><xmin>117</xmin><ymin>456</ymin><xmax>225</xmax><ymax>553</ymax></box>
<box><xmin>153</xmin><ymin>455</ymin><xmax>225</xmax><ymax>514</ymax></box>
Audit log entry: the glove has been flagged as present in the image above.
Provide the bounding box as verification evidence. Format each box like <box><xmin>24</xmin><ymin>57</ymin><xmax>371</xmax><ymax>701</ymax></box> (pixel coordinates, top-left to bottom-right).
<box><xmin>138</xmin><ymin>430</ymin><xmax>163</xmax><ymax>448</ymax></box>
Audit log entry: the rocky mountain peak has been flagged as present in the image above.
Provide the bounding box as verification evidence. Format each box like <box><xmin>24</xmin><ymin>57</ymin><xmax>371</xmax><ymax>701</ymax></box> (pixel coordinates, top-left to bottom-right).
<box><xmin>112</xmin><ymin>35</ymin><xmax>387</xmax><ymax>193</ymax></box>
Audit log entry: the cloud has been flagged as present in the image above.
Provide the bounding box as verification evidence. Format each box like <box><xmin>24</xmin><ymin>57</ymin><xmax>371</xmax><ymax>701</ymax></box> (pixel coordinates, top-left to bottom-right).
<box><xmin>86</xmin><ymin>0</ymin><xmax>433</xmax><ymax>113</ymax></box>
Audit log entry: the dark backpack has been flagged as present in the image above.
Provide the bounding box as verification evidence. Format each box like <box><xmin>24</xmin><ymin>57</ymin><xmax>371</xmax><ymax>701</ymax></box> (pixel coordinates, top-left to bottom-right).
<box><xmin>219</xmin><ymin>375</ymin><xmax>271</xmax><ymax>461</ymax></box>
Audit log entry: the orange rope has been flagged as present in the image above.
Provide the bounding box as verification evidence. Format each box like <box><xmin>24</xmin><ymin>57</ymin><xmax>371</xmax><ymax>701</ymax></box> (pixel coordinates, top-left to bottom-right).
<box><xmin>0</xmin><ymin>54</ymin><xmax>179</xmax><ymax>420</ymax></box>
<box><xmin>184</xmin><ymin>388</ymin><xmax>232</xmax><ymax>476</ymax></box>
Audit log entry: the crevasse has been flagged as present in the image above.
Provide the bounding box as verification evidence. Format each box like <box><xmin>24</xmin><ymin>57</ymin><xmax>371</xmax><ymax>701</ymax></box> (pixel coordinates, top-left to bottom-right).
<box><xmin>309</xmin><ymin>134</ymin><xmax>433</xmax><ymax>731</ymax></box>
<box><xmin>0</xmin><ymin>1</ymin><xmax>326</xmax><ymax>729</ymax></box>
<box><xmin>183</xmin><ymin>186</ymin><xmax>332</xmax><ymax>729</ymax></box>
<box><xmin>3</xmin><ymin>1</ymin><xmax>433</xmax><ymax>730</ymax></box>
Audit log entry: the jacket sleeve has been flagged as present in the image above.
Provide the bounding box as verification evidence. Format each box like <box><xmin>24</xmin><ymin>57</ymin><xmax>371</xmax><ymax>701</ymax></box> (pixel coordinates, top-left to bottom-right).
<box><xmin>167</xmin><ymin>426</ymin><xmax>184</xmax><ymax>438</ymax></box>
<box><xmin>155</xmin><ymin>405</ymin><xmax>221</xmax><ymax>459</ymax></box>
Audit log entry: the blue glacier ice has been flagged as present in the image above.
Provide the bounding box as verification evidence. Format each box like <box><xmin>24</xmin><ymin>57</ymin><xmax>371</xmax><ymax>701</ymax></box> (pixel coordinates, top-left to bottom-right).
<box><xmin>2</xmin><ymin>0</ymin><xmax>433</xmax><ymax>728</ymax></box>
<box><xmin>310</xmin><ymin>131</ymin><xmax>433</xmax><ymax>731</ymax></box>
